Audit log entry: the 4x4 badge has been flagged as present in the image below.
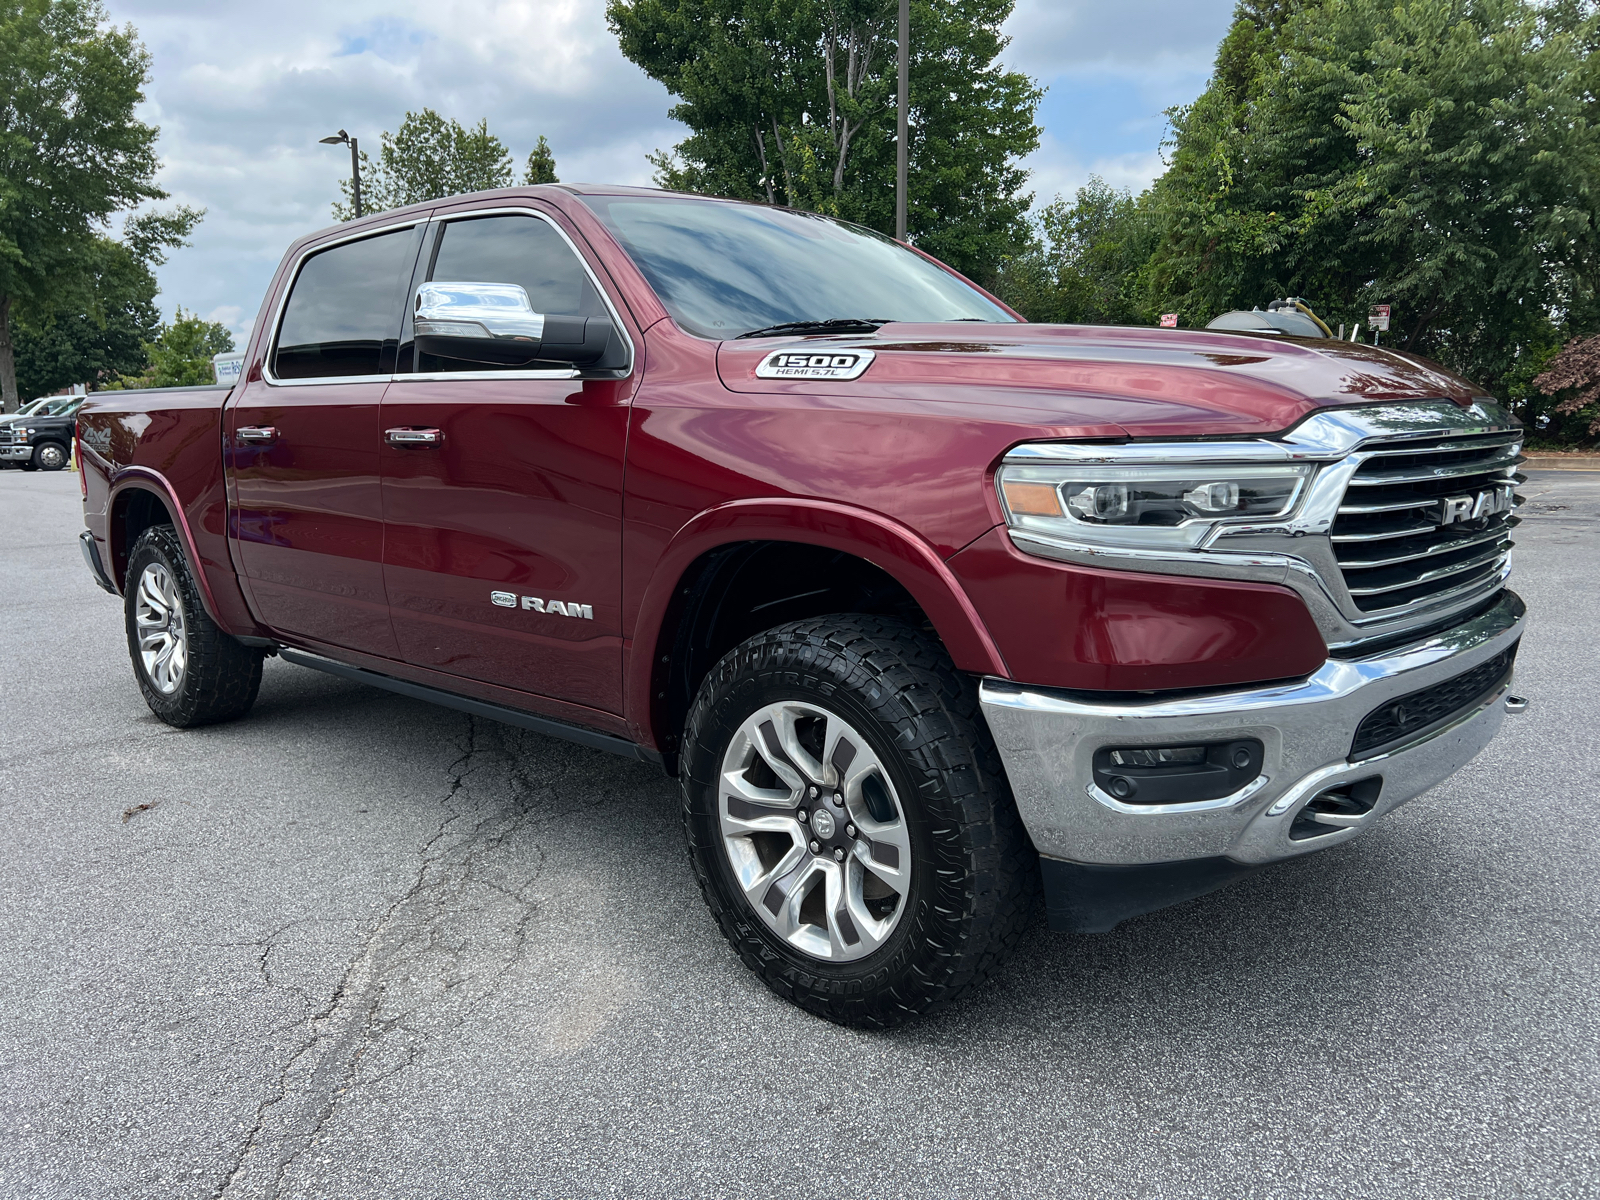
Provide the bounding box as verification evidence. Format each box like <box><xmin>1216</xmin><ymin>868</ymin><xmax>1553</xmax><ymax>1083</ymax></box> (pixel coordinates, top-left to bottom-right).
<box><xmin>490</xmin><ymin>591</ymin><xmax>594</xmax><ymax>619</ymax></box>
<box><xmin>755</xmin><ymin>348</ymin><xmax>875</xmax><ymax>380</ymax></box>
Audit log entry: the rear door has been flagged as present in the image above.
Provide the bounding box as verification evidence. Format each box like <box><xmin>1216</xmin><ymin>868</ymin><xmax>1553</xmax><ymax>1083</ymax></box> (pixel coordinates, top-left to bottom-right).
<box><xmin>227</xmin><ymin>222</ymin><xmax>425</xmax><ymax>656</ymax></box>
<box><xmin>379</xmin><ymin>208</ymin><xmax>634</xmax><ymax>714</ymax></box>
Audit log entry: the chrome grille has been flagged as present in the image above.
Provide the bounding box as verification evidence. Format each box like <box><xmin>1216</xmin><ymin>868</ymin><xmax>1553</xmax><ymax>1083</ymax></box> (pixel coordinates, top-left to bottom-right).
<box><xmin>1331</xmin><ymin>431</ymin><xmax>1523</xmax><ymax>617</ymax></box>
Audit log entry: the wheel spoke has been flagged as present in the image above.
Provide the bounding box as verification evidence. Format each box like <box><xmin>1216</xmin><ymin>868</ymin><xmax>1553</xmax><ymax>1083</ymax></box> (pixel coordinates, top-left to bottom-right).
<box><xmin>717</xmin><ymin>699</ymin><xmax>913</xmax><ymax>965</ymax></box>
<box><xmin>774</xmin><ymin>705</ymin><xmax>830</xmax><ymax>787</ymax></box>
<box><xmin>738</xmin><ymin>839</ymin><xmax>810</xmax><ymax>912</ymax></box>
<box><xmin>137</xmin><ymin>575</ymin><xmax>167</xmax><ymax>623</ymax></box>
<box><xmin>133</xmin><ymin>562</ymin><xmax>187</xmax><ymax>695</ymax></box>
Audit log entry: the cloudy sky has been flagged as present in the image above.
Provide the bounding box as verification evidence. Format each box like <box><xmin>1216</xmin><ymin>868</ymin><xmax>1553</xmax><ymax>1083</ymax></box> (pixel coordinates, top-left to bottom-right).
<box><xmin>102</xmin><ymin>0</ymin><xmax>1235</xmax><ymax>342</ymax></box>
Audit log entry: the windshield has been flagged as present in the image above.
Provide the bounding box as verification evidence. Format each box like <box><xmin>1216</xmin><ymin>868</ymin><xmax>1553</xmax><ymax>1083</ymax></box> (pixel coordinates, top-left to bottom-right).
<box><xmin>580</xmin><ymin>195</ymin><xmax>1014</xmax><ymax>339</ymax></box>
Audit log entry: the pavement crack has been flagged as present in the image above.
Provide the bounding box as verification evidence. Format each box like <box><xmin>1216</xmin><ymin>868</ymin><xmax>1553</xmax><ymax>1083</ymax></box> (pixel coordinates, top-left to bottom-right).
<box><xmin>216</xmin><ymin>714</ymin><xmax>548</xmax><ymax>1199</ymax></box>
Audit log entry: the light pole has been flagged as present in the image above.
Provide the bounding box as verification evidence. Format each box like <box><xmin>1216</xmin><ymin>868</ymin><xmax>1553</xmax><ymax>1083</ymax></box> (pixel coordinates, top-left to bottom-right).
<box><xmin>320</xmin><ymin>129</ymin><xmax>362</xmax><ymax>218</ymax></box>
<box><xmin>895</xmin><ymin>0</ymin><xmax>908</xmax><ymax>242</ymax></box>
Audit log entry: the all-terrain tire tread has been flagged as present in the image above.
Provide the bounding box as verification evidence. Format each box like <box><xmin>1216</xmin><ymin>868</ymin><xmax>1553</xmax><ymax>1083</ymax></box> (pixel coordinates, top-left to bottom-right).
<box><xmin>125</xmin><ymin>524</ymin><xmax>263</xmax><ymax>728</ymax></box>
<box><xmin>680</xmin><ymin>614</ymin><xmax>1038</xmax><ymax>1028</ymax></box>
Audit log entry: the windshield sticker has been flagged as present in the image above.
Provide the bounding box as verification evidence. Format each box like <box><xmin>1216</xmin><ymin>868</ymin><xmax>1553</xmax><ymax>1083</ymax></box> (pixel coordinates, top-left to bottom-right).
<box><xmin>755</xmin><ymin>348</ymin><xmax>876</xmax><ymax>381</ymax></box>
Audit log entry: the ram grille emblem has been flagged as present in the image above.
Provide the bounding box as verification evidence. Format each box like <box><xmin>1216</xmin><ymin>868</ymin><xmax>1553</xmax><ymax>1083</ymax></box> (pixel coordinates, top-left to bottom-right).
<box><xmin>1436</xmin><ymin>484</ymin><xmax>1514</xmax><ymax>527</ymax></box>
<box><xmin>490</xmin><ymin>591</ymin><xmax>594</xmax><ymax>619</ymax></box>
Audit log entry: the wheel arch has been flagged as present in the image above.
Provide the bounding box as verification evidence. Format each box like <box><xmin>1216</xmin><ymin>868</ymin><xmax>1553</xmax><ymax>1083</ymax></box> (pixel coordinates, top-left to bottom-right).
<box><xmin>107</xmin><ymin>472</ymin><xmax>223</xmax><ymax>624</ymax></box>
<box><xmin>627</xmin><ymin>499</ymin><xmax>1010</xmax><ymax>760</ymax></box>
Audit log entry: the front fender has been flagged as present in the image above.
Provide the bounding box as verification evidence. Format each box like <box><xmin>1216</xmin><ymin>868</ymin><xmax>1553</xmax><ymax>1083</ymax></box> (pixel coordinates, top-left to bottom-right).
<box><xmin>625</xmin><ymin>497</ymin><xmax>1009</xmax><ymax>746</ymax></box>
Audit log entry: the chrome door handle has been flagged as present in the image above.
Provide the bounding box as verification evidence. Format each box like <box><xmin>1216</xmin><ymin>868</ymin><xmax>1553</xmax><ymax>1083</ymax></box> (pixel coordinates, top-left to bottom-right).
<box><xmin>236</xmin><ymin>426</ymin><xmax>277</xmax><ymax>444</ymax></box>
<box><xmin>385</xmin><ymin>427</ymin><xmax>444</xmax><ymax>447</ymax></box>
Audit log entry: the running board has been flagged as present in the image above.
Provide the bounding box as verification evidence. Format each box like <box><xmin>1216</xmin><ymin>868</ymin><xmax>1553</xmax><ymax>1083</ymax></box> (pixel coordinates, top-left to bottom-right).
<box><xmin>277</xmin><ymin>648</ymin><xmax>656</xmax><ymax>764</ymax></box>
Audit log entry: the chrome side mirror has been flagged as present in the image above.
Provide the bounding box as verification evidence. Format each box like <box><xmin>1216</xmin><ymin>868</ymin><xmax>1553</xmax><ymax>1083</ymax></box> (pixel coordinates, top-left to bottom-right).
<box><xmin>413</xmin><ymin>281</ymin><xmax>618</xmax><ymax>368</ymax></box>
<box><xmin>415</xmin><ymin>282</ymin><xmax>545</xmax><ymax>341</ymax></box>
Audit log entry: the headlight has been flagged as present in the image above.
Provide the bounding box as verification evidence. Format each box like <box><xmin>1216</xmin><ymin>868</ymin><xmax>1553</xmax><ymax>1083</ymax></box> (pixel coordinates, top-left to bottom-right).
<box><xmin>998</xmin><ymin>454</ymin><xmax>1313</xmax><ymax>553</ymax></box>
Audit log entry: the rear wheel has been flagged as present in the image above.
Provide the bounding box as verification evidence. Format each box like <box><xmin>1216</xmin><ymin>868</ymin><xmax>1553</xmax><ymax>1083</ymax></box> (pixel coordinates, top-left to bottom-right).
<box><xmin>681</xmin><ymin>615</ymin><xmax>1036</xmax><ymax>1027</ymax></box>
<box><xmin>124</xmin><ymin>525</ymin><xmax>263</xmax><ymax>727</ymax></box>
<box><xmin>31</xmin><ymin>442</ymin><xmax>68</xmax><ymax>471</ymax></box>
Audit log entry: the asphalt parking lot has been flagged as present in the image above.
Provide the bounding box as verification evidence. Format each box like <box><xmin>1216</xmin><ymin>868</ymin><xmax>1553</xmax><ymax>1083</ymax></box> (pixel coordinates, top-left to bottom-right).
<box><xmin>1</xmin><ymin>467</ymin><xmax>1596</xmax><ymax>1200</ymax></box>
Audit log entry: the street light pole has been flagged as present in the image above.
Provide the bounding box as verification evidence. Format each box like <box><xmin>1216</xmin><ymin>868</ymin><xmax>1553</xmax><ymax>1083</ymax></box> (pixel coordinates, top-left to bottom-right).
<box><xmin>319</xmin><ymin>130</ymin><xmax>362</xmax><ymax>218</ymax></box>
<box><xmin>896</xmin><ymin>0</ymin><xmax>908</xmax><ymax>242</ymax></box>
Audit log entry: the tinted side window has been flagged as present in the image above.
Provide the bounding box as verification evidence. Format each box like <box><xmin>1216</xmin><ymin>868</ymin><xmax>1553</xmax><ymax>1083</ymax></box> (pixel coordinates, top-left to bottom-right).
<box><xmin>417</xmin><ymin>216</ymin><xmax>608</xmax><ymax>374</ymax></box>
<box><xmin>274</xmin><ymin>229</ymin><xmax>417</xmax><ymax>380</ymax></box>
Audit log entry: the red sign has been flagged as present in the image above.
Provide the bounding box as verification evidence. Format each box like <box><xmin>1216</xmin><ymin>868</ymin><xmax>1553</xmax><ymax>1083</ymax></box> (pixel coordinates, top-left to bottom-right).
<box><xmin>1368</xmin><ymin>304</ymin><xmax>1391</xmax><ymax>332</ymax></box>
<box><xmin>1159</xmin><ymin>313</ymin><xmax>1178</xmax><ymax>328</ymax></box>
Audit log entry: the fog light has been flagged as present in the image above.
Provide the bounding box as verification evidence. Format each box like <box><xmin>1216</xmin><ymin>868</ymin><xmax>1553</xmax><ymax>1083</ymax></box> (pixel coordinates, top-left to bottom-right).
<box><xmin>1109</xmin><ymin>746</ymin><xmax>1206</xmax><ymax>768</ymax></box>
<box><xmin>1093</xmin><ymin>739</ymin><xmax>1264</xmax><ymax>806</ymax></box>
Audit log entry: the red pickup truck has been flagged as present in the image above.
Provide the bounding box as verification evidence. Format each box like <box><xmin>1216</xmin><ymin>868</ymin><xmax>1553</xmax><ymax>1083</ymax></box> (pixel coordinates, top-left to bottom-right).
<box><xmin>77</xmin><ymin>185</ymin><xmax>1527</xmax><ymax>1027</ymax></box>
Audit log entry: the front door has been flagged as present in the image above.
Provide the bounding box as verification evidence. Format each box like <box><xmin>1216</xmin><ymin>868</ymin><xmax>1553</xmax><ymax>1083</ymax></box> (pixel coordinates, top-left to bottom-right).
<box><xmin>379</xmin><ymin>210</ymin><xmax>632</xmax><ymax>714</ymax></box>
<box><xmin>228</xmin><ymin>223</ymin><xmax>424</xmax><ymax>657</ymax></box>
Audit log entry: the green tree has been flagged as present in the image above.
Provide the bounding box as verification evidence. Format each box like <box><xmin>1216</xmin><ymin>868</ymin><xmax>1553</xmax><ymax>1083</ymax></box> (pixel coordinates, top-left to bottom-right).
<box><xmin>1144</xmin><ymin>0</ymin><xmax>1600</xmax><ymax>396</ymax></box>
<box><xmin>106</xmin><ymin>308</ymin><xmax>233</xmax><ymax>390</ymax></box>
<box><xmin>11</xmin><ymin>234</ymin><xmax>160</xmax><ymax>397</ymax></box>
<box><xmin>994</xmin><ymin>178</ymin><xmax>1162</xmax><ymax>325</ymax></box>
<box><xmin>0</xmin><ymin>0</ymin><xmax>200</xmax><ymax>410</ymax></box>
<box><xmin>523</xmin><ymin>135</ymin><xmax>560</xmax><ymax>184</ymax></box>
<box><xmin>608</xmin><ymin>0</ymin><xmax>1042</xmax><ymax>279</ymax></box>
<box><xmin>334</xmin><ymin>111</ymin><xmax>564</xmax><ymax>218</ymax></box>
<box><xmin>335</xmin><ymin>110</ymin><xmax>511</xmax><ymax>218</ymax></box>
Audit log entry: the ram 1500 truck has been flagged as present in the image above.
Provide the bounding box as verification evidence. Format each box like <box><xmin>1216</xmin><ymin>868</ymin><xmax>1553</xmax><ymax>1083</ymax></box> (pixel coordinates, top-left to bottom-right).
<box><xmin>76</xmin><ymin>185</ymin><xmax>1528</xmax><ymax>1027</ymax></box>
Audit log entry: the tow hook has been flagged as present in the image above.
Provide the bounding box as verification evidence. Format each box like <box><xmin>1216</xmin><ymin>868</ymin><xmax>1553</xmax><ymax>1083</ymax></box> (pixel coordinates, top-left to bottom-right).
<box><xmin>1505</xmin><ymin>695</ymin><xmax>1529</xmax><ymax>713</ymax></box>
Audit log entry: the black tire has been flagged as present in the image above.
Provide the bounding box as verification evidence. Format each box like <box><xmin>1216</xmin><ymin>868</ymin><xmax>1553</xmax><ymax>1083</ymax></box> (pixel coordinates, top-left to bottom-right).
<box><xmin>681</xmin><ymin>614</ymin><xmax>1037</xmax><ymax>1028</ymax></box>
<box><xmin>31</xmin><ymin>441</ymin><xmax>68</xmax><ymax>471</ymax></box>
<box><xmin>124</xmin><ymin>524</ymin><xmax>263</xmax><ymax>727</ymax></box>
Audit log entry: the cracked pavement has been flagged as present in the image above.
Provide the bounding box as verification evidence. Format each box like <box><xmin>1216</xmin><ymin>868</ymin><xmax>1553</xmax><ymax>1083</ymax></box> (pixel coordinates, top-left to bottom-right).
<box><xmin>2</xmin><ymin>468</ymin><xmax>1597</xmax><ymax>1199</ymax></box>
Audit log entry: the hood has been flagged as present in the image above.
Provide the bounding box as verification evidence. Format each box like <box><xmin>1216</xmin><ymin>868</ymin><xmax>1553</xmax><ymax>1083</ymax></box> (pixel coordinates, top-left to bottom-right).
<box><xmin>716</xmin><ymin>322</ymin><xmax>1484</xmax><ymax>438</ymax></box>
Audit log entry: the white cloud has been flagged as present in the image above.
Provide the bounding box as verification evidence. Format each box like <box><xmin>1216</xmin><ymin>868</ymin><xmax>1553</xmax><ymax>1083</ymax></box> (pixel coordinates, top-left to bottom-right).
<box><xmin>104</xmin><ymin>0</ymin><xmax>1233</xmax><ymax>324</ymax></box>
<box><xmin>1024</xmin><ymin>140</ymin><xmax>1168</xmax><ymax>210</ymax></box>
<box><xmin>106</xmin><ymin>0</ymin><xmax>685</xmax><ymax>332</ymax></box>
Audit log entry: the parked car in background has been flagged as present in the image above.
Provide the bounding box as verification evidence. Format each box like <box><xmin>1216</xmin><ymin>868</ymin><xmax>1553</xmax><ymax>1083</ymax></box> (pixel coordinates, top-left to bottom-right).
<box><xmin>0</xmin><ymin>398</ymin><xmax>84</xmax><ymax>470</ymax></box>
<box><xmin>75</xmin><ymin>185</ymin><xmax>1528</xmax><ymax>1027</ymax></box>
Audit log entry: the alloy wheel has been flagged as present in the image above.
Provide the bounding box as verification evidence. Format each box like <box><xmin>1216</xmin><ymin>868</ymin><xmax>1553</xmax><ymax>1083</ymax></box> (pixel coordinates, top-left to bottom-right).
<box><xmin>717</xmin><ymin>700</ymin><xmax>913</xmax><ymax>962</ymax></box>
<box><xmin>134</xmin><ymin>562</ymin><xmax>188</xmax><ymax>694</ymax></box>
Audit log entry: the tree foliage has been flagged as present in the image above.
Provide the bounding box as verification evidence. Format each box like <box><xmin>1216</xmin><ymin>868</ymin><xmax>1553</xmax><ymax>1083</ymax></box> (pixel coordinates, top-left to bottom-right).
<box><xmin>993</xmin><ymin>178</ymin><xmax>1162</xmax><ymax>326</ymax></box>
<box><xmin>1532</xmin><ymin>333</ymin><xmax>1600</xmax><ymax>439</ymax></box>
<box><xmin>1144</xmin><ymin>0</ymin><xmax>1600</xmax><ymax>396</ymax></box>
<box><xmin>11</xmin><ymin>234</ymin><xmax>159</xmax><ymax>398</ymax></box>
<box><xmin>608</xmin><ymin>0</ymin><xmax>1042</xmax><ymax>278</ymax></box>
<box><xmin>0</xmin><ymin>0</ymin><xmax>199</xmax><ymax>410</ymax></box>
<box><xmin>987</xmin><ymin>0</ymin><xmax>1600</xmax><ymax>444</ymax></box>
<box><xmin>524</xmin><ymin>135</ymin><xmax>560</xmax><ymax>185</ymax></box>
<box><xmin>333</xmin><ymin>111</ymin><xmax>561</xmax><ymax>219</ymax></box>
<box><xmin>104</xmin><ymin>308</ymin><xmax>233</xmax><ymax>390</ymax></box>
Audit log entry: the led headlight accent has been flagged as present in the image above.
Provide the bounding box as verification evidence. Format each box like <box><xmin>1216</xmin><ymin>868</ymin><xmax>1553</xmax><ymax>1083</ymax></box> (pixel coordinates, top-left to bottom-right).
<box><xmin>998</xmin><ymin>459</ymin><xmax>1312</xmax><ymax>552</ymax></box>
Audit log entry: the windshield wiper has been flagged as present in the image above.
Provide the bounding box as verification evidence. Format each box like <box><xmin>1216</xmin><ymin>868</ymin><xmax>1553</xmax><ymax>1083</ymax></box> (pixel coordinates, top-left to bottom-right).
<box><xmin>735</xmin><ymin>318</ymin><xmax>889</xmax><ymax>339</ymax></box>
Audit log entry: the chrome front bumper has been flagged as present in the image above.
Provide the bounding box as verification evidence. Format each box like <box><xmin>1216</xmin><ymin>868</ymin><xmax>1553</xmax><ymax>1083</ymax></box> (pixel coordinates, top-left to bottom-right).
<box><xmin>982</xmin><ymin>590</ymin><xmax>1525</xmax><ymax>894</ymax></box>
<box><xmin>0</xmin><ymin>445</ymin><xmax>32</xmax><ymax>461</ymax></box>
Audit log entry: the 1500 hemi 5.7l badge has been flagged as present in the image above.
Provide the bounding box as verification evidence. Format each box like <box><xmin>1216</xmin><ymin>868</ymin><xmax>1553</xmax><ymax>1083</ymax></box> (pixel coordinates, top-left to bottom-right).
<box><xmin>754</xmin><ymin>348</ymin><xmax>875</xmax><ymax>380</ymax></box>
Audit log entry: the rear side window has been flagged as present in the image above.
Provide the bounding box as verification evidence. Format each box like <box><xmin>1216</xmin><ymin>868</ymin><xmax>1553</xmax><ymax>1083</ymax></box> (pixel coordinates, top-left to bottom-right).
<box><xmin>274</xmin><ymin>228</ymin><xmax>418</xmax><ymax>380</ymax></box>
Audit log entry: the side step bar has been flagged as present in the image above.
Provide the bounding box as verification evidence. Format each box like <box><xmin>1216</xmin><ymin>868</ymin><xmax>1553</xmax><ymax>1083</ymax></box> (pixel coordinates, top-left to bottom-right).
<box><xmin>278</xmin><ymin>648</ymin><xmax>658</xmax><ymax>765</ymax></box>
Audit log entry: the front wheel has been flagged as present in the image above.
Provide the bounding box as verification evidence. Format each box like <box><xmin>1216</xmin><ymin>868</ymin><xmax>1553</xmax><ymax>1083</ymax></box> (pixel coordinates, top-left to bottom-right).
<box><xmin>124</xmin><ymin>525</ymin><xmax>264</xmax><ymax>727</ymax></box>
<box><xmin>680</xmin><ymin>615</ymin><xmax>1036</xmax><ymax>1027</ymax></box>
